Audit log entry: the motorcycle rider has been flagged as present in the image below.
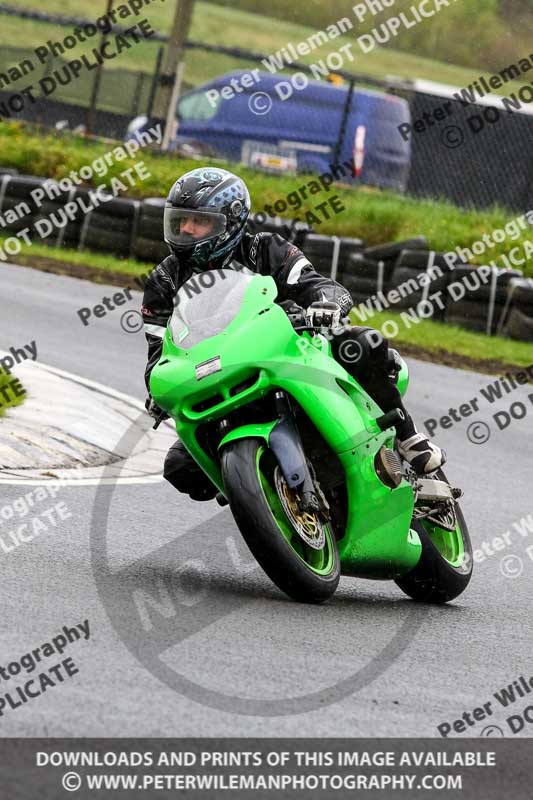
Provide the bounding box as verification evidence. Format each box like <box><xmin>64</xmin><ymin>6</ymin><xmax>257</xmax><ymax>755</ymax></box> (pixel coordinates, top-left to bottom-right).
<box><xmin>142</xmin><ymin>167</ymin><xmax>444</xmax><ymax>501</ymax></box>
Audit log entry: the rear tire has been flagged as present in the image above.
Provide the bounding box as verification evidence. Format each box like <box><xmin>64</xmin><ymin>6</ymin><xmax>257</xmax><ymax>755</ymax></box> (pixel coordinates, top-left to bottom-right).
<box><xmin>395</xmin><ymin>471</ymin><xmax>472</xmax><ymax>603</ymax></box>
<box><xmin>222</xmin><ymin>439</ymin><xmax>340</xmax><ymax>604</ymax></box>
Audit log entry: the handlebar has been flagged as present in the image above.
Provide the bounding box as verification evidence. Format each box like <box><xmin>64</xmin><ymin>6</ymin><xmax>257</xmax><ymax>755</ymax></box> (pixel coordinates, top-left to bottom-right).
<box><xmin>152</xmin><ymin>411</ymin><xmax>168</xmax><ymax>430</ymax></box>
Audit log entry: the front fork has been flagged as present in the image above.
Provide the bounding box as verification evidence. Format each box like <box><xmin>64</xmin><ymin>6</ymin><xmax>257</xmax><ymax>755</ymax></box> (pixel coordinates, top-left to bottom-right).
<box><xmin>269</xmin><ymin>391</ymin><xmax>329</xmax><ymax>519</ymax></box>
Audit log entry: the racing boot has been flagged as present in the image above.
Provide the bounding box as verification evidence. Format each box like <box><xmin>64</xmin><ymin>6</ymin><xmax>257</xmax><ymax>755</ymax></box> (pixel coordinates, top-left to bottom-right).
<box><xmin>397</xmin><ymin>431</ymin><xmax>446</xmax><ymax>475</ymax></box>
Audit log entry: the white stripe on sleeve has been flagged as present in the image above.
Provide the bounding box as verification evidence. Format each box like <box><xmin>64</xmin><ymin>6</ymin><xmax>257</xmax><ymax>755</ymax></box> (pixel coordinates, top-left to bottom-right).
<box><xmin>286</xmin><ymin>257</ymin><xmax>311</xmax><ymax>285</ymax></box>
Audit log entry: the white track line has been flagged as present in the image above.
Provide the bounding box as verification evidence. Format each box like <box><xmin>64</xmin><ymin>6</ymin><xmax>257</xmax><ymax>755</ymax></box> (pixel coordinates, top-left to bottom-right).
<box><xmin>0</xmin><ymin>476</ymin><xmax>165</xmax><ymax>487</ymax></box>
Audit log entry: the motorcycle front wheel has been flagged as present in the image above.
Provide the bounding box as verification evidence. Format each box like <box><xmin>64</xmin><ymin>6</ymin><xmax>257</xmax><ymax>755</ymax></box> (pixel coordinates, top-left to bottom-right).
<box><xmin>221</xmin><ymin>438</ymin><xmax>340</xmax><ymax>604</ymax></box>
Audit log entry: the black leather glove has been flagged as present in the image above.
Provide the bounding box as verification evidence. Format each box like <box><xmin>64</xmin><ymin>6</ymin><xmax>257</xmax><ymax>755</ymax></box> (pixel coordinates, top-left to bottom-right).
<box><xmin>145</xmin><ymin>397</ymin><xmax>169</xmax><ymax>421</ymax></box>
<box><xmin>305</xmin><ymin>301</ymin><xmax>342</xmax><ymax>330</ymax></box>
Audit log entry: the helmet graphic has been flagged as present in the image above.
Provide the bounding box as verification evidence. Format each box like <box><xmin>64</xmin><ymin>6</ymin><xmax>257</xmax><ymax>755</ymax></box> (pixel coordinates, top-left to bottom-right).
<box><xmin>164</xmin><ymin>167</ymin><xmax>251</xmax><ymax>271</ymax></box>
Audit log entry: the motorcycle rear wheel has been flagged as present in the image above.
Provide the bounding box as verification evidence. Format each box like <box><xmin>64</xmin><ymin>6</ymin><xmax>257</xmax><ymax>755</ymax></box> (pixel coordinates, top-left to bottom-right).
<box><xmin>394</xmin><ymin>469</ymin><xmax>473</xmax><ymax>603</ymax></box>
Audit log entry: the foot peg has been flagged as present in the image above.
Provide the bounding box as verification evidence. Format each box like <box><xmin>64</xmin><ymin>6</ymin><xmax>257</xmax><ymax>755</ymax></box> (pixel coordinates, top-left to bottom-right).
<box><xmin>376</xmin><ymin>408</ymin><xmax>405</xmax><ymax>431</ymax></box>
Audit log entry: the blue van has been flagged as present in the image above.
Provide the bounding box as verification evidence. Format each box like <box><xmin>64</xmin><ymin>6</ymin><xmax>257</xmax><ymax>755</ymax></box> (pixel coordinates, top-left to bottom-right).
<box><xmin>128</xmin><ymin>70</ymin><xmax>411</xmax><ymax>191</ymax></box>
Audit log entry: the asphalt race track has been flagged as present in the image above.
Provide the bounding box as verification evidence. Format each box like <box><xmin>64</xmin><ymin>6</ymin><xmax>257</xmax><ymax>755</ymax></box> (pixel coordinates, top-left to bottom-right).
<box><xmin>1</xmin><ymin>262</ymin><xmax>532</xmax><ymax>738</ymax></box>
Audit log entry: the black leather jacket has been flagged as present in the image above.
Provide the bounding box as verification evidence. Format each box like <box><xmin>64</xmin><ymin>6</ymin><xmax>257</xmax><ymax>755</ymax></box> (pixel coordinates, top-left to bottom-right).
<box><xmin>141</xmin><ymin>231</ymin><xmax>353</xmax><ymax>391</ymax></box>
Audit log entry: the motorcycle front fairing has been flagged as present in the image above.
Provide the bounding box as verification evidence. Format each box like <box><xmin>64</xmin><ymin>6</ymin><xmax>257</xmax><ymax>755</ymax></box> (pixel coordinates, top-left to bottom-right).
<box><xmin>149</xmin><ymin>269</ymin><xmax>420</xmax><ymax>579</ymax></box>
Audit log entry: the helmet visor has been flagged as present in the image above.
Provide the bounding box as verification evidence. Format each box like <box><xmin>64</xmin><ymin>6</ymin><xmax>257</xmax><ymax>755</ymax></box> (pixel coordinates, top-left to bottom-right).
<box><xmin>164</xmin><ymin>207</ymin><xmax>227</xmax><ymax>248</ymax></box>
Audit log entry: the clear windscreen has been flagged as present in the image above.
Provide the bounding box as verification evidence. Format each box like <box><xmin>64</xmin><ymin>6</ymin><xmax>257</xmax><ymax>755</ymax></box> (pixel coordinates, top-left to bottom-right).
<box><xmin>169</xmin><ymin>269</ymin><xmax>254</xmax><ymax>348</ymax></box>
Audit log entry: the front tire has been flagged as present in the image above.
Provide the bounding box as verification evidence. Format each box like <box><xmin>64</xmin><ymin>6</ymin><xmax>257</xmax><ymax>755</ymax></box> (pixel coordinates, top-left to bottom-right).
<box><xmin>221</xmin><ymin>439</ymin><xmax>340</xmax><ymax>603</ymax></box>
<box><xmin>395</xmin><ymin>471</ymin><xmax>472</xmax><ymax>603</ymax></box>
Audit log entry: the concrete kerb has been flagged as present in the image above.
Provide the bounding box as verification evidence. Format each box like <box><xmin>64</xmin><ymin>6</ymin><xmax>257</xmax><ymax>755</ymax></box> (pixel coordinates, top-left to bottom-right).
<box><xmin>0</xmin><ymin>356</ymin><xmax>175</xmax><ymax>482</ymax></box>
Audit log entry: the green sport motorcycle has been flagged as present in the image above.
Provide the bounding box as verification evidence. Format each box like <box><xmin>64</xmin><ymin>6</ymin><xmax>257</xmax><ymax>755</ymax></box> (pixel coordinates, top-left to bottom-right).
<box><xmin>150</xmin><ymin>268</ymin><xmax>472</xmax><ymax>605</ymax></box>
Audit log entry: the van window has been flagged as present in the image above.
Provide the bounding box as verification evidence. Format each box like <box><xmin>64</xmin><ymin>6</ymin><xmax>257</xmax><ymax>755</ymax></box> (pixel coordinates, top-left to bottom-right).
<box><xmin>177</xmin><ymin>91</ymin><xmax>220</xmax><ymax>121</ymax></box>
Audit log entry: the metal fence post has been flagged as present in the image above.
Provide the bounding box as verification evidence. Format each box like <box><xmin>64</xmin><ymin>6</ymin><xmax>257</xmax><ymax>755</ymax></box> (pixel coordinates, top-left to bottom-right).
<box><xmin>146</xmin><ymin>47</ymin><xmax>164</xmax><ymax>120</ymax></box>
<box><xmin>86</xmin><ymin>0</ymin><xmax>114</xmax><ymax>134</ymax></box>
<box><xmin>131</xmin><ymin>72</ymin><xmax>146</xmax><ymax>118</ymax></box>
<box><xmin>332</xmin><ymin>79</ymin><xmax>355</xmax><ymax>171</ymax></box>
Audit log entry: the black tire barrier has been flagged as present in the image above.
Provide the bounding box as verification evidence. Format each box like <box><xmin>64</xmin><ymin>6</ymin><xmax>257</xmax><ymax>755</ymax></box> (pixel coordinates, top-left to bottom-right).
<box><xmin>0</xmin><ymin>213</ymin><xmax>36</xmax><ymax>234</ymax></box>
<box><xmin>246</xmin><ymin>215</ymin><xmax>312</xmax><ymax>247</ymax></box>
<box><xmin>302</xmin><ymin>233</ymin><xmax>364</xmax><ymax>279</ymax></box>
<box><xmin>445</xmin><ymin>299</ymin><xmax>504</xmax><ymax>335</ymax></box>
<box><xmin>83</xmin><ymin>228</ymin><xmax>132</xmax><ymax>256</ymax></box>
<box><xmin>0</xmin><ymin>194</ymin><xmax>37</xmax><ymax>224</ymax></box>
<box><xmin>344</xmin><ymin>253</ymin><xmax>386</xmax><ymax>281</ymax></box>
<box><xmin>85</xmin><ymin>197</ymin><xmax>140</xmax><ymax>256</ymax></box>
<box><xmin>301</xmin><ymin>233</ymin><xmax>338</xmax><ymax>277</ymax></box>
<box><xmin>2</xmin><ymin>175</ymin><xmax>46</xmax><ymax>199</ymax></box>
<box><xmin>394</xmin><ymin>249</ymin><xmax>458</xmax><ymax>271</ymax></box>
<box><xmin>92</xmin><ymin>197</ymin><xmax>139</xmax><ymax>219</ymax></box>
<box><xmin>137</xmin><ymin>214</ymin><xmax>164</xmax><ymax>241</ymax></box>
<box><xmin>340</xmin><ymin>236</ymin><xmax>365</xmax><ymax>252</ymax></box>
<box><xmin>133</xmin><ymin>236</ymin><xmax>169</xmax><ymax>263</ymax></box>
<box><xmin>447</xmin><ymin>298</ymin><xmax>501</xmax><ymax>320</ymax></box>
<box><xmin>494</xmin><ymin>269</ymin><xmax>526</xmax><ymax>287</ymax></box>
<box><xmin>2</xmin><ymin>187</ymin><xmax>73</xmax><ymax>219</ymax></box>
<box><xmin>511</xmin><ymin>300</ymin><xmax>533</xmax><ymax>316</ymax></box>
<box><xmin>386</xmin><ymin>266</ymin><xmax>447</xmax><ymax>320</ymax></box>
<box><xmin>391</xmin><ymin>262</ymin><xmax>452</xmax><ymax>296</ymax></box>
<box><xmin>141</xmin><ymin>198</ymin><xmax>165</xmax><ymax>218</ymax></box>
<box><xmin>32</xmin><ymin>199</ymin><xmax>79</xmax><ymax>218</ymax></box>
<box><xmin>389</xmin><ymin>258</ymin><xmax>452</xmax><ymax>317</ymax></box>
<box><xmin>362</xmin><ymin>237</ymin><xmax>428</xmax><ymax>262</ymax></box>
<box><xmin>247</xmin><ymin>215</ymin><xmax>292</xmax><ymax>238</ymax></box>
<box><xmin>87</xmin><ymin>212</ymin><xmax>135</xmax><ymax>235</ymax></box>
<box><xmin>32</xmin><ymin>215</ymin><xmax>59</xmax><ymax>241</ymax></box>
<box><xmin>502</xmin><ymin>308</ymin><xmax>533</xmax><ymax>342</ymax></box>
<box><xmin>508</xmin><ymin>278</ymin><xmax>533</xmax><ymax>311</ymax></box>
<box><xmin>449</xmin><ymin>265</ymin><xmax>521</xmax><ymax>304</ymax></box>
<box><xmin>341</xmin><ymin>273</ymin><xmax>392</xmax><ymax>298</ymax></box>
<box><xmin>0</xmin><ymin>190</ymin><xmax>85</xmax><ymax>246</ymax></box>
<box><xmin>82</xmin><ymin>221</ymin><xmax>131</xmax><ymax>247</ymax></box>
<box><xmin>451</xmin><ymin>265</ymin><xmax>522</xmax><ymax>285</ymax></box>
<box><xmin>285</xmin><ymin>220</ymin><xmax>310</xmax><ymax>248</ymax></box>
<box><xmin>350</xmin><ymin>292</ymin><xmax>392</xmax><ymax>310</ymax></box>
<box><xmin>136</xmin><ymin>198</ymin><xmax>165</xmax><ymax>245</ymax></box>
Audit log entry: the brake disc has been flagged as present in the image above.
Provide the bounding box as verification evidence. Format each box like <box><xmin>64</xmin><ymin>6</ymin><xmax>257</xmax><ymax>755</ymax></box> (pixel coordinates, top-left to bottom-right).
<box><xmin>274</xmin><ymin>467</ymin><xmax>326</xmax><ymax>550</ymax></box>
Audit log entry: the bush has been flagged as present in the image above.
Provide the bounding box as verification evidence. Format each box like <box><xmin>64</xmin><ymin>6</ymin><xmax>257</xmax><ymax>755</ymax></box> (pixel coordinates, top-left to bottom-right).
<box><xmin>0</xmin><ymin>371</ymin><xmax>25</xmax><ymax>417</ymax></box>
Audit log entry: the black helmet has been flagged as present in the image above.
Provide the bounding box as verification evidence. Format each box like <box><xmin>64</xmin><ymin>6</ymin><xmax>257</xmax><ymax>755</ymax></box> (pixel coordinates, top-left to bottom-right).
<box><xmin>164</xmin><ymin>167</ymin><xmax>250</xmax><ymax>271</ymax></box>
